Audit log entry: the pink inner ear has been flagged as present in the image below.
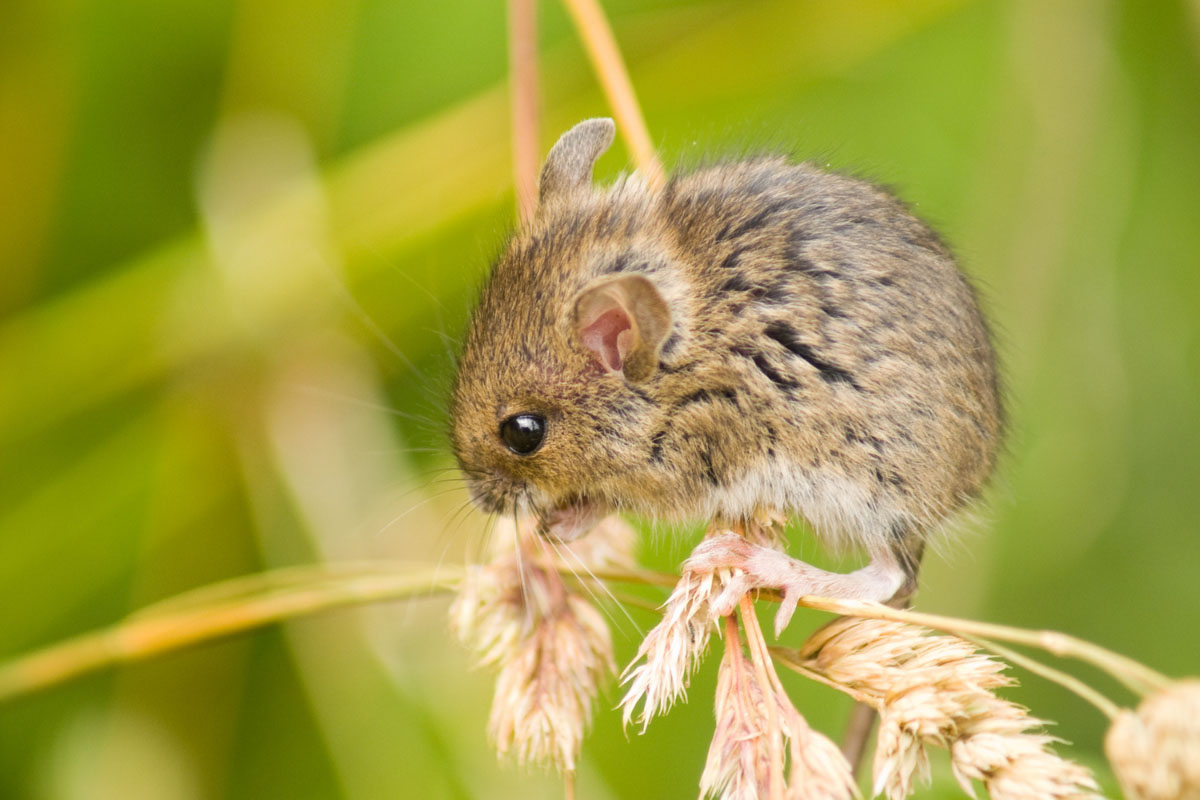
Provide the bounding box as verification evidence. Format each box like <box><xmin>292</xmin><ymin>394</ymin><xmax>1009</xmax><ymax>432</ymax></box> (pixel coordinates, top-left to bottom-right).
<box><xmin>580</xmin><ymin>307</ymin><xmax>633</xmax><ymax>371</ymax></box>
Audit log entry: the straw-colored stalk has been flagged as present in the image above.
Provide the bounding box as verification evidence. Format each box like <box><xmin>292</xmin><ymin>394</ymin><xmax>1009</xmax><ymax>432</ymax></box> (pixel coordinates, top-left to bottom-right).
<box><xmin>701</xmin><ymin>603</ymin><xmax>858</xmax><ymax>800</ymax></box>
<box><xmin>2</xmin><ymin>515</ymin><xmax>1197</xmax><ymax>797</ymax></box>
<box><xmin>559</xmin><ymin>0</ymin><xmax>665</xmax><ymax>189</ymax></box>
<box><xmin>507</xmin><ymin>0</ymin><xmax>540</xmax><ymax>226</ymax></box>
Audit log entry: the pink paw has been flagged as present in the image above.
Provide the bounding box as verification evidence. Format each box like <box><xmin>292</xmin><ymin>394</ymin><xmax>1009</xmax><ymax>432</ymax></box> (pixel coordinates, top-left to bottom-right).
<box><xmin>684</xmin><ymin>533</ymin><xmax>805</xmax><ymax>636</ymax></box>
<box><xmin>683</xmin><ymin>532</ymin><xmax>756</xmax><ymax>572</ymax></box>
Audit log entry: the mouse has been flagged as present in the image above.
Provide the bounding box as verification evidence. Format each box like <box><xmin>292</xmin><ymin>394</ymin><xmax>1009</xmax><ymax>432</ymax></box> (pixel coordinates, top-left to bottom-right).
<box><xmin>450</xmin><ymin>118</ymin><xmax>1001</xmax><ymax>632</ymax></box>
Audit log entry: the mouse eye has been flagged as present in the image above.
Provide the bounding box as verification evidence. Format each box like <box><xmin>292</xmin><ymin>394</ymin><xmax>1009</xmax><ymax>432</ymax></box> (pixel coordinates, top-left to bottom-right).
<box><xmin>499</xmin><ymin>413</ymin><xmax>546</xmax><ymax>455</ymax></box>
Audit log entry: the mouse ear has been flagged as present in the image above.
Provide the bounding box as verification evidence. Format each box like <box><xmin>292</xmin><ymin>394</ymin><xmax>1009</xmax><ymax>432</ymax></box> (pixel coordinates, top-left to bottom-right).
<box><xmin>538</xmin><ymin>118</ymin><xmax>616</xmax><ymax>211</ymax></box>
<box><xmin>573</xmin><ymin>274</ymin><xmax>671</xmax><ymax>383</ymax></box>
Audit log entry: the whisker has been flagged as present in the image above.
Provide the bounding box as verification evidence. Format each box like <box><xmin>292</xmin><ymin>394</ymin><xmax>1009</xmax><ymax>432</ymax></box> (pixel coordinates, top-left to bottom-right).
<box><xmin>298</xmin><ymin>246</ymin><xmax>461</xmax><ymax>418</ymax></box>
<box><xmin>472</xmin><ymin>513</ymin><xmax>500</xmax><ymax>564</ymax></box>
<box><xmin>379</xmin><ymin>479</ymin><xmax>461</xmax><ymax>520</ymax></box>
<box><xmin>546</xmin><ymin>534</ymin><xmax>640</xmax><ymax>640</ymax></box>
<box><xmin>375</xmin><ymin>491</ymin><xmax>452</xmax><ymax>538</ymax></box>
<box><xmin>284</xmin><ymin>382</ymin><xmax>436</xmax><ymax>426</ymax></box>
<box><xmin>424</xmin><ymin>325</ymin><xmax>462</xmax><ymax>364</ymax></box>
<box><xmin>426</xmin><ymin>471</ymin><xmax>470</xmax><ymax>485</ymax></box>
<box><xmin>512</xmin><ymin>507</ymin><xmax>532</xmax><ymax>626</ymax></box>
<box><xmin>312</xmin><ymin>258</ymin><xmax>427</xmax><ymax>381</ymax></box>
<box><xmin>441</xmin><ymin>497</ymin><xmax>484</xmax><ymax>555</ymax></box>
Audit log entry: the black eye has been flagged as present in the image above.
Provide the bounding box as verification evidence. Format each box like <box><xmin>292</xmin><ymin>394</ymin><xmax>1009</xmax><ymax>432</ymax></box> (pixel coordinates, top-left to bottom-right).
<box><xmin>500</xmin><ymin>413</ymin><xmax>546</xmax><ymax>455</ymax></box>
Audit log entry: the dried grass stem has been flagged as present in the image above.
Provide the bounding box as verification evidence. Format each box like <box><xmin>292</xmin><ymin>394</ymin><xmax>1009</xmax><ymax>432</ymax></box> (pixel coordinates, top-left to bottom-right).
<box><xmin>507</xmin><ymin>0</ymin><xmax>539</xmax><ymax>225</ymax></box>
<box><xmin>741</xmin><ymin>596</ymin><xmax>786</xmax><ymax>800</ymax></box>
<box><xmin>968</xmin><ymin>636</ymin><xmax>1122</xmax><ymax>720</ymax></box>
<box><xmin>797</xmin><ymin>596</ymin><xmax>1169</xmax><ymax>697</ymax></box>
<box><xmin>560</xmin><ymin>0</ymin><xmax>665</xmax><ymax>189</ymax></box>
<box><xmin>0</xmin><ymin>559</ymin><xmax>1170</xmax><ymax>743</ymax></box>
<box><xmin>0</xmin><ymin>564</ymin><xmax>464</xmax><ymax>701</ymax></box>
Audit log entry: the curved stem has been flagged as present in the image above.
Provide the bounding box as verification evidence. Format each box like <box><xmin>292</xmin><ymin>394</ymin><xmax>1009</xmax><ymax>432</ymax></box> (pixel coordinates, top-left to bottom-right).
<box><xmin>564</xmin><ymin>565</ymin><xmax>679</xmax><ymax>588</ymax></box>
<box><xmin>559</xmin><ymin>0</ymin><xmax>664</xmax><ymax>189</ymax></box>
<box><xmin>0</xmin><ymin>566</ymin><xmax>462</xmax><ymax>702</ymax></box>
<box><xmin>794</xmin><ymin>596</ymin><xmax>1171</xmax><ymax>697</ymax></box>
<box><xmin>967</xmin><ymin>635</ymin><xmax>1121</xmax><ymax>720</ymax></box>
<box><xmin>0</xmin><ymin>560</ymin><xmax>1173</xmax><ymax>716</ymax></box>
<box><xmin>131</xmin><ymin>561</ymin><xmax>437</xmax><ymax>618</ymax></box>
<box><xmin>768</xmin><ymin>647</ymin><xmax>877</xmax><ymax>707</ymax></box>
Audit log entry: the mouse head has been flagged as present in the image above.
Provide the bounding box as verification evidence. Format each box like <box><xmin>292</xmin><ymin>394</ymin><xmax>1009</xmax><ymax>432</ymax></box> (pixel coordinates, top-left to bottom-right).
<box><xmin>451</xmin><ymin>119</ymin><xmax>676</xmax><ymax>539</ymax></box>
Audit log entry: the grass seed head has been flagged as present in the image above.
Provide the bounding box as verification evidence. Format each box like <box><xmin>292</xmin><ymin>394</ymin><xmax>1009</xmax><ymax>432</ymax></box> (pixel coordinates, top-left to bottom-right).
<box><xmin>486</xmin><ymin>593</ymin><xmax>614</xmax><ymax>771</ymax></box>
<box><xmin>450</xmin><ymin>516</ymin><xmax>619</xmax><ymax>772</ymax></box>
<box><xmin>802</xmin><ymin>617</ymin><xmax>1100</xmax><ymax>800</ymax></box>
<box><xmin>620</xmin><ymin>568</ymin><xmax>725</xmax><ymax>730</ymax></box>
<box><xmin>1106</xmin><ymin>679</ymin><xmax>1200</xmax><ymax>800</ymax></box>
<box><xmin>701</xmin><ymin>623</ymin><xmax>856</xmax><ymax>800</ymax></box>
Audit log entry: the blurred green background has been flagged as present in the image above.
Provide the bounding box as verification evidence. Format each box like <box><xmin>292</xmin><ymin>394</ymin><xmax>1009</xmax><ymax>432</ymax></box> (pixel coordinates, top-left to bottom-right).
<box><xmin>1</xmin><ymin>0</ymin><xmax>1198</xmax><ymax>797</ymax></box>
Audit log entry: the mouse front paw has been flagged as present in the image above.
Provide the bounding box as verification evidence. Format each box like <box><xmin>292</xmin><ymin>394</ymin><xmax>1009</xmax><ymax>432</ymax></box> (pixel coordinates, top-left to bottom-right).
<box><xmin>684</xmin><ymin>532</ymin><xmax>806</xmax><ymax>633</ymax></box>
<box><xmin>684</xmin><ymin>532</ymin><xmax>756</xmax><ymax>572</ymax></box>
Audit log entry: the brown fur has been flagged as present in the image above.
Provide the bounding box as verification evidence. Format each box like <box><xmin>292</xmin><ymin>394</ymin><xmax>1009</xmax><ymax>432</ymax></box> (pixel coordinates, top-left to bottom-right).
<box><xmin>451</xmin><ymin>119</ymin><xmax>1002</xmax><ymax>585</ymax></box>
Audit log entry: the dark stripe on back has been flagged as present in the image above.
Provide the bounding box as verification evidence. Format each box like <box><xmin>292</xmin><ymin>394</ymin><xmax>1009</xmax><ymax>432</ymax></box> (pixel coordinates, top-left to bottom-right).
<box><xmin>700</xmin><ymin>449</ymin><xmax>719</xmax><ymax>486</ymax></box>
<box><xmin>649</xmin><ymin>430</ymin><xmax>667</xmax><ymax>463</ymax></box>
<box><xmin>715</xmin><ymin>199</ymin><xmax>792</xmax><ymax>242</ymax></box>
<box><xmin>763</xmin><ymin>322</ymin><xmax>862</xmax><ymax>390</ymax></box>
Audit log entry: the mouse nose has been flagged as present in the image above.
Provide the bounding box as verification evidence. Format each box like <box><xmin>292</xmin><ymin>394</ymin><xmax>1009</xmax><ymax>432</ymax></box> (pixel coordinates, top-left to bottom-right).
<box><xmin>467</xmin><ymin>482</ymin><xmax>506</xmax><ymax>514</ymax></box>
<box><xmin>463</xmin><ymin>468</ymin><xmax>529</xmax><ymax>515</ymax></box>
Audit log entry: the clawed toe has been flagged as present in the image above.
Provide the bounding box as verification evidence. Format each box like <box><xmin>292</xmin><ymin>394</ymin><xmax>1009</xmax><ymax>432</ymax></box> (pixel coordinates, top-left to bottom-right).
<box><xmin>681</xmin><ymin>532</ymin><xmax>910</xmax><ymax>636</ymax></box>
<box><xmin>685</xmin><ymin>533</ymin><xmax>794</xmax><ymax>625</ymax></box>
<box><xmin>773</xmin><ymin>590</ymin><xmax>801</xmax><ymax>637</ymax></box>
<box><xmin>709</xmin><ymin>572</ymin><xmax>751</xmax><ymax>617</ymax></box>
<box><xmin>684</xmin><ymin>534</ymin><xmax>757</xmax><ymax>619</ymax></box>
<box><xmin>682</xmin><ymin>532</ymin><xmax>755</xmax><ymax>574</ymax></box>
<box><xmin>683</xmin><ymin>533</ymin><xmax>825</xmax><ymax>635</ymax></box>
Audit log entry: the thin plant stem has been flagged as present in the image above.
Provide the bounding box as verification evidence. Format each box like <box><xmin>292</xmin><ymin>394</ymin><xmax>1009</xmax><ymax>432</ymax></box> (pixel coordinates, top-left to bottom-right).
<box><xmin>559</xmin><ymin>579</ymin><xmax>662</xmax><ymax>614</ymax></box>
<box><xmin>559</xmin><ymin>0</ymin><xmax>665</xmax><ymax>189</ymax></box>
<box><xmin>0</xmin><ymin>566</ymin><xmax>462</xmax><ymax>702</ymax></box>
<box><xmin>130</xmin><ymin>561</ymin><xmax>434</xmax><ymax>618</ymax></box>
<box><xmin>581</xmin><ymin>565</ymin><xmax>678</xmax><ymax>587</ymax></box>
<box><xmin>794</xmin><ymin>596</ymin><xmax>1171</xmax><ymax>697</ymax></box>
<box><xmin>840</xmin><ymin>702</ymin><xmax>877</xmax><ymax>779</ymax></box>
<box><xmin>967</xmin><ymin>635</ymin><xmax>1121</xmax><ymax>720</ymax></box>
<box><xmin>723</xmin><ymin>605</ymin><xmax>739</xmax><ymax>646</ymax></box>
<box><xmin>772</xmin><ymin>627</ymin><xmax>1124</xmax><ymax>723</ymax></box>
<box><xmin>0</xmin><ymin>561</ymin><xmax>672</xmax><ymax>703</ymax></box>
<box><xmin>740</xmin><ymin>596</ymin><xmax>785</xmax><ymax>800</ymax></box>
<box><xmin>0</xmin><ymin>556</ymin><xmax>1172</xmax><ymax>721</ymax></box>
<box><xmin>508</xmin><ymin>0</ymin><xmax>539</xmax><ymax>225</ymax></box>
<box><xmin>768</xmin><ymin>646</ymin><xmax>876</xmax><ymax>707</ymax></box>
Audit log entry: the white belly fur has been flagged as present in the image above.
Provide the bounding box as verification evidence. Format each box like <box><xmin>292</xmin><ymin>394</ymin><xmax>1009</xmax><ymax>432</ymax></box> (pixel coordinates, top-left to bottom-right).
<box><xmin>700</xmin><ymin>459</ymin><xmax>912</xmax><ymax>554</ymax></box>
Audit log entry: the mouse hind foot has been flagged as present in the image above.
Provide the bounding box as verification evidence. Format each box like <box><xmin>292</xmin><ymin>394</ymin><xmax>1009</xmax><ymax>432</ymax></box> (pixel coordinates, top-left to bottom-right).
<box><xmin>684</xmin><ymin>532</ymin><xmax>916</xmax><ymax>636</ymax></box>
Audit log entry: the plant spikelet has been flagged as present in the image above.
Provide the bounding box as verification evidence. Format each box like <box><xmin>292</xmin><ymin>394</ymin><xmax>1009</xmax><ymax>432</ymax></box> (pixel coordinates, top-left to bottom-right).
<box><xmin>619</xmin><ymin>568</ymin><xmax>724</xmax><ymax>730</ymax></box>
<box><xmin>450</xmin><ymin>516</ymin><xmax>622</xmax><ymax>772</ymax></box>
<box><xmin>701</xmin><ymin>618</ymin><xmax>856</xmax><ymax>800</ymax></box>
<box><xmin>800</xmin><ymin>617</ymin><xmax>1101</xmax><ymax>800</ymax></box>
<box><xmin>1106</xmin><ymin>679</ymin><xmax>1200</xmax><ymax>800</ymax></box>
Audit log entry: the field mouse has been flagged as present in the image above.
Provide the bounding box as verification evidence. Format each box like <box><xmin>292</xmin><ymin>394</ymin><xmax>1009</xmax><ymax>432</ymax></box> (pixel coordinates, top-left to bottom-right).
<box><xmin>451</xmin><ymin>118</ymin><xmax>1000</xmax><ymax>631</ymax></box>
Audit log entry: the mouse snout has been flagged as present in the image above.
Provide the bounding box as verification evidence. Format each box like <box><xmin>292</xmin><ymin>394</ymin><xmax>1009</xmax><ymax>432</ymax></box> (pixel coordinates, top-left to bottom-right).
<box><xmin>536</xmin><ymin>501</ymin><xmax>602</xmax><ymax>543</ymax></box>
<box><xmin>466</xmin><ymin>483</ymin><xmax>506</xmax><ymax>514</ymax></box>
<box><xmin>461</xmin><ymin>465</ymin><xmax>527</xmax><ymax>516</ymax></box>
